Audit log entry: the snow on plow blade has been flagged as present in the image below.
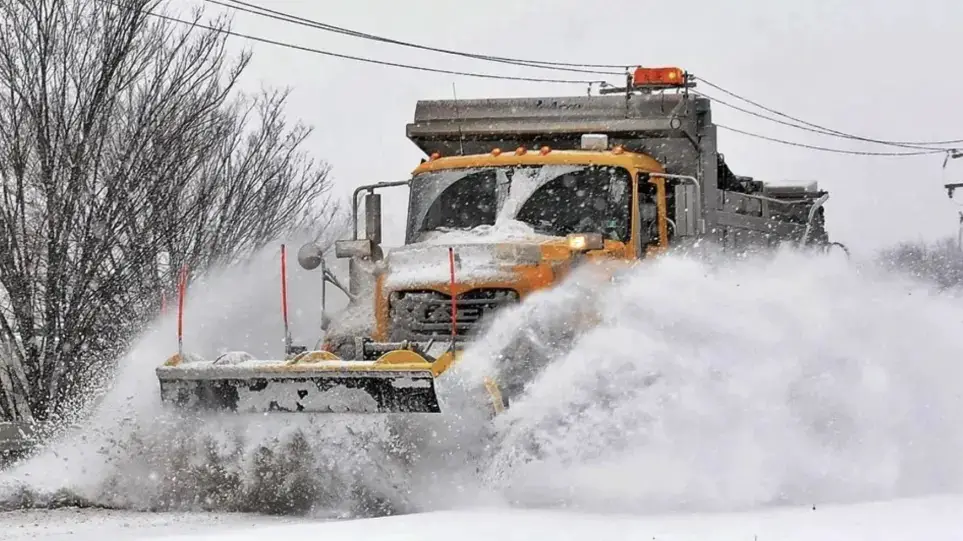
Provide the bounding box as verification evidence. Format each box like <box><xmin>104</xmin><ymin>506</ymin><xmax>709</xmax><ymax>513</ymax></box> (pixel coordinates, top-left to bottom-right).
<box><xmin>156</xmin><ymin>350</ymin><xmax>442</xmax><ymax>414</ymax></box>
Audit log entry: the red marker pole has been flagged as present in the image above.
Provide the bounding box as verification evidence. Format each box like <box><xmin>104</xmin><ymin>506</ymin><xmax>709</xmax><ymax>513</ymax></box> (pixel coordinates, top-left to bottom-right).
<box><xmin>281</xmin><ymin>244</ymin><xmax>291</xmax><ymax>355</ymax></box>
<box><xmin>177</xmin><ymin>264</ymin><xmax>188</xmax><ymax>357</ymax></box>
<box><xmin>448</xmin><ymin>247</ymin><xmax>457</xmax><ymax>349</ymax></box>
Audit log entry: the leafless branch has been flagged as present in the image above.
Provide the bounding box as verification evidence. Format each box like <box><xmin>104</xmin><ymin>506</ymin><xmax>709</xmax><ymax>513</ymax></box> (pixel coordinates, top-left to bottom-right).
<box><xmin>0</xmin><ymin>0</ymin><xmax>342</xmax><ymax>421</ymax></box>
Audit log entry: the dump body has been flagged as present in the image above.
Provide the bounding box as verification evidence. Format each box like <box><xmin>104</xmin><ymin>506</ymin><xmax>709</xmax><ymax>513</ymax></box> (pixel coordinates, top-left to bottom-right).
<box><xmin>157</xmin><ymin>72</ymin><xmax>836</xmax><ymax>416</ymax></box>
<box><xmin>406</xmin><ymin>91</ymin><xmax>830</xmax><ymax>251</ymax></box>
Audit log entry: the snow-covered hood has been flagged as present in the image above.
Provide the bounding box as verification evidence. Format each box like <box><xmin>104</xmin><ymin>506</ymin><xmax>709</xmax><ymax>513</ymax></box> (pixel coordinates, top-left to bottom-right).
<box><xmin>382</xmin><ymin>222</ymin><xmax>562</xmax><ymax>290</ymax></box>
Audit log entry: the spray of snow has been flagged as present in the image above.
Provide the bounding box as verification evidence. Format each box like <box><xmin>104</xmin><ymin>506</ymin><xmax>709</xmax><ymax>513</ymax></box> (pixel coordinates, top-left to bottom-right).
<box><xmin>453</xmin><ymin>247</ymin><xmax>963</xmax><ymax>514</ymax></box>
<box><xmin>3</xmin><ymin>244</ymin><xmax>963</xmax><ymax>518</ymax></box>
<box><xmin>0</xmin><ymin>248</ymin><xmax>413</xmax><ymax>517</ymax></box>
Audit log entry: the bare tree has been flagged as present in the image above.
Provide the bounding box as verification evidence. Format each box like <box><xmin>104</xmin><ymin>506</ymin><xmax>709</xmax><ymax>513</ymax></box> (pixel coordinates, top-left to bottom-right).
<box><xmin>877</xmin><ymin>237</ymin><xmax>963</xmax><ymax>291</ymax></box>
<box><xmin>0</xmin><ymin>0</ymin><xmax>345</xmax><ymax>423</ymax></box>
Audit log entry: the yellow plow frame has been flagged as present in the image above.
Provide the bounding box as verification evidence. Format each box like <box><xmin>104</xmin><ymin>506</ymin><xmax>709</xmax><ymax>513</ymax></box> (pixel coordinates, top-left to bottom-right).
<box><xmin>156</xmin><ymin>348</ymin><xmax>463</xmax><ymax>414</ymax></box>
<box><xmin>157</xmin><ymin>243</ymin><xmax>507</xmax><ymax>416</ymax></box>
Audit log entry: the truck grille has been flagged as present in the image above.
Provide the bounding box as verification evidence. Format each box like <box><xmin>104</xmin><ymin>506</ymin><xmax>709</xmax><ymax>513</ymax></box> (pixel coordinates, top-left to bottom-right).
<box><xmin>388</xmin><ymin>288</ymin><xmax>519</xmax><ymax>342</ymax></box>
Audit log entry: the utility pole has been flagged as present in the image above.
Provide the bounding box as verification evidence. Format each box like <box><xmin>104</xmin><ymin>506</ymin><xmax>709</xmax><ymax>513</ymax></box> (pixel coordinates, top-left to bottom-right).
<box><xmin>944</xmin><ymin>182</ymin><xmax>963</xmax><ymax>252</ymax></box>
<box><xmin>943</xmin><ymin>149</ymin><xmax>963</xmax><ymax>251</ymax></box>
<box><xmin>958</xmin><ymin>211</ymin><xmax>963</xmax><ymax>252</ymax></box>
<box><xmin>956</xmin><ymin>211</ymin><xmax>963</xmax><ymax>252</ymax></box>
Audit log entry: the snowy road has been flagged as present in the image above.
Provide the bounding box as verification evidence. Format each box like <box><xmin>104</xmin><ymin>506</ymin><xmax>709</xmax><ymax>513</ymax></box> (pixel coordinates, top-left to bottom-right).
<box><xmin>4</xmin><ymin>496</ymin><xmax>963</xmax><ymax>541</ymax></box>
<box><xmin>0</xmin><ymin>508</ymin><xmax>312</xmax><ymax>541</ymax></box>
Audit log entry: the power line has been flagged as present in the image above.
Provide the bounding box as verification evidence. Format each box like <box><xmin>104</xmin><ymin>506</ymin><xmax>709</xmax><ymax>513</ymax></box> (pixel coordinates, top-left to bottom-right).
<box><xmin>142</xmin><ymin>10</ymin><xmax>605</xmax><ymax>84</ymax></box>
<box><xmin>209</xmin><ymin>0</ymin><xmax>628</xmax><ymax>75</ymax></box>
<box><xmin>698</xmin><ymin>77</ymin><xmax>963</xmax><ymax>147</ymax></box>
<box><xmin>693</xmin><ymin>90</ymin><xmax>953</xmax><ymax>153</ymax></box>
<box><xmin>210</xmin><ymin>1</ymin><xmax>963</xmax><ymax>154</ymax></box>
<box><xmin>716</xmin><ymin>124</ymin><xmax>948</xmax><ymax>156</ymax></box>
<box><xmin>101</xmin><ymin>2</ymin><xmax>963</xmax><ymax>158</ymax></box>
<box><xmin>149</xmin><ymin>11</ymin><xmax>961</xmax><ymax>157</ymax></box>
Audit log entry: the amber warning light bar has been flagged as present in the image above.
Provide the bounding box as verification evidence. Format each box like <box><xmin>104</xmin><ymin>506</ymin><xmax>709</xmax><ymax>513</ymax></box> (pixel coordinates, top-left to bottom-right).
<box><xmin>598</xmin><ymin>66</ymin><xmax>692</xmax><ymax>95</ymax></box>
<box><xmin>633</xmin><ymin>66</ymin><xmax>686</xmax><ymax>88</ymax></box>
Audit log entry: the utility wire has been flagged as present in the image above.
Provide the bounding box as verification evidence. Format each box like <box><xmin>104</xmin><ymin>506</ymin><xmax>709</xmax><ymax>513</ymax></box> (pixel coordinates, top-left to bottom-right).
<box><xmin>153</xmin><ymin>12</ymin><xmax>959</xmax><ymax>156</ymax></box>
<box><xmin>716</xmin><ymin>124</ymin><xmax>947</xmax><ymax>156</ymax></box>
<box><xmin>211</xmin><ymin>1</ymin><xmax>963</xmax><ymax>153</ymax></box>
<box><xmin>141</xmin><ymin>9</ymin><xmax>605</xmax><ymax>84</ymax></box>
<box><xmin>103</xmin><ymin>2</ymin><xmax>963</xmax><ymax>157</ymax></box>
<box><xmin>210</xmin><ymin>0</ymin><xmax>628</xmax><ymax>75</ymax></box>
<box><xmin>698</xmin><ymin>77</ymin><xmax>963</xmax><ymax>147</ymax></box>
<box><xmin>693</xmin><ymin>90</ymin><xmax>953</xmax><ymax>152</ymax></box>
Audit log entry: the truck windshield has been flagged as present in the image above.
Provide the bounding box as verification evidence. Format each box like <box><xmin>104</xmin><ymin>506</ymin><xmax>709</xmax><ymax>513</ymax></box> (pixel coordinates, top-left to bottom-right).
<box><xmin>406</xmin><ymin>164</ymin><xmax>632</xmax><ymax>243</ymax></box>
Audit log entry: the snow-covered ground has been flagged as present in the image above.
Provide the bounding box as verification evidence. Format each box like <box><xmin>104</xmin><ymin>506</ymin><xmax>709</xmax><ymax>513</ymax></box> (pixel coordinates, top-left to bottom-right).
<box><xmin>184</xmin><ymin>498</ymin><xmax>963</xmax><ymax>541</ymax></box>
<box><xmin>3</xmin><ymin>247</ymin><xmax>963</xmax><ymax>539</ymax></box>
<box><xmin>5</xmin><ymin>495</ymin><xmax>963</xmax><ymax>541</ymax></box>
<box><xmin>0</xmin><ymin>508</ymin><xmax>309</xmax><ymax>541</ymax></box>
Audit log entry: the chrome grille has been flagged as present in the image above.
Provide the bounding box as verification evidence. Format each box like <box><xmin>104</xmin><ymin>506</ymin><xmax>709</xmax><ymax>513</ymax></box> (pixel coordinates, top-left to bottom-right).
<box><xmin>388</xmin><ymin>288</ymin><xmax>519</xmax><ymax>342</ymax></box>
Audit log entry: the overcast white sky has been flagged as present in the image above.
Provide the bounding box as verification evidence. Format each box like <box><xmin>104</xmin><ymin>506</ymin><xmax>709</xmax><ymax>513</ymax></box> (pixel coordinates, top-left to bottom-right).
<box><xmin>180</xmin><ymin>0</ymin><xmax>963</xmax><ymax>257</ymax></box>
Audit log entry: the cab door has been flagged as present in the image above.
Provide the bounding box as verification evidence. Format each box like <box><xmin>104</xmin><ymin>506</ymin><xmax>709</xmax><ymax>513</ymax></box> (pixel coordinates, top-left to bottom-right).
<box><xmin>635</xmin><ymin>172</ymin><xmax>669</xmax><ymax>258</ymax></box>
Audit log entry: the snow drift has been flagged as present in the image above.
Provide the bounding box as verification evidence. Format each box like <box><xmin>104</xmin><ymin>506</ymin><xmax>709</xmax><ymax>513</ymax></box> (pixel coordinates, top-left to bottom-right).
<box><xmin>2</xmin><ymin>244</ymin><xmax>963</xmax><ymax>518</ymax></box>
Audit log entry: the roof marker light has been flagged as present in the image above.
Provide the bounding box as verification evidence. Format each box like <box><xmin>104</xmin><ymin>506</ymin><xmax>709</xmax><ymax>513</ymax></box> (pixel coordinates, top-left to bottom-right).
<box><xmin>633</xmin><ymin>66</ymin><xmax>686</xmax><ymax>88</ymax></box>
<box><xmin>581</xmin><ymin>134</ymin><xmax>608</xmax><ymax>150</ymax></box>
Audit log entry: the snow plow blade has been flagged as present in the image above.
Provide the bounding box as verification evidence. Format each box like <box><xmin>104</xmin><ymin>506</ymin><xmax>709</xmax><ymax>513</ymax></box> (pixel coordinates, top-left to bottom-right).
<box><xmin>155</xmin><ymin>349</ymin><xmax>446</xmax><ymax>414</ymax></box>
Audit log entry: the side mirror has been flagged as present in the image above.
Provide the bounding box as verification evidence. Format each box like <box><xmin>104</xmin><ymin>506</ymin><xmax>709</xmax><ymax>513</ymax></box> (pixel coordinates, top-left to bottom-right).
<box><xmin>364</xmin><ymin>192</ymin><xmax>382</xmax><ymax>246</ymax></box>
<box><xmin>297</xmin><ymin>242</ymin><xmax>324</xmax><ymax>270</ymax></box>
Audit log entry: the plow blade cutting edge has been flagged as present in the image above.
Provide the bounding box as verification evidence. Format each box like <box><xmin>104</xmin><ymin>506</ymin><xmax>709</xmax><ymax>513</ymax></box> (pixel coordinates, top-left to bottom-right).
<box><xmin>155</xmin><ymin>350</ymin><xmax>445</xmax><ymax>414</ymax></box>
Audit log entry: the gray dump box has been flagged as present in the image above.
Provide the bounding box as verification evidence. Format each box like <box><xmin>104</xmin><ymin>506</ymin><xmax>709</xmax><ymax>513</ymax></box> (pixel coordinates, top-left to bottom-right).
<box><xmin>406</xmin><ymin>91</ymin><xmax>831</xmax><ymax>251</ymax></box>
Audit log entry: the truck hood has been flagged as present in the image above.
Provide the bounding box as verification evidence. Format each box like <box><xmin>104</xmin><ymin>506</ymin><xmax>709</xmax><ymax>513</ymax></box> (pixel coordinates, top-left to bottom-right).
<box><xmin>382</xmin><ymin>234</ymin><xmax>560</xmax><ymax>290</ymax></box>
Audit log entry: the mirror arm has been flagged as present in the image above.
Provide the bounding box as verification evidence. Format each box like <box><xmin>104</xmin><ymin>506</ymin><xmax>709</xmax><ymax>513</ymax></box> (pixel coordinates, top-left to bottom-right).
<box><xmin>324</xmin><ymin>268</ymin><xmax>356</xmax><ymax>301</ymax></box>
<box><xmin>352</xmin><ymin>180</ymin><xmax>411</xmax><ymax>240</ymax></box>
<box><xmin>649</xmin><ymin>173</ymin><xmax>703</xmax><ymax>235</ymax></box>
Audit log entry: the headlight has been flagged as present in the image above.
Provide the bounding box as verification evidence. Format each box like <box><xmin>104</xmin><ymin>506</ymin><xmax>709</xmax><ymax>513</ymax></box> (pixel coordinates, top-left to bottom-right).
<box><xmin>567</xmin><ymin>233</ymin><xmax>604</xmax><ymax>252</ymax></box>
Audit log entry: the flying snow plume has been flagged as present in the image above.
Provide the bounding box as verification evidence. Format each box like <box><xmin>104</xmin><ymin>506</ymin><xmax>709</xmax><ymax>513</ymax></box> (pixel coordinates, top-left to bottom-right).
<box><xmin>0</xmin><ymin>246</ymin><xmax>416</xmax><ymax>517</ymax></box>
<box><xmin>465</xmin><ymin>248</ymin><xmax>963</xmax><ymax>514</ymax></box>
<box><xmin>3</xmin><ymin>244</ymin><xmax>963</xmax><ymax>519</ymax></box>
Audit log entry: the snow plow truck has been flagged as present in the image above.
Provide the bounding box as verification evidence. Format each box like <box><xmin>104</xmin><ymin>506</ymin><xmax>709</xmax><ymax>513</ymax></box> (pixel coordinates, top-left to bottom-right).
<box><xmin>156</xmin><ymin>67</ymin><xmax>837</xmax><ymax>417</ymax></box>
